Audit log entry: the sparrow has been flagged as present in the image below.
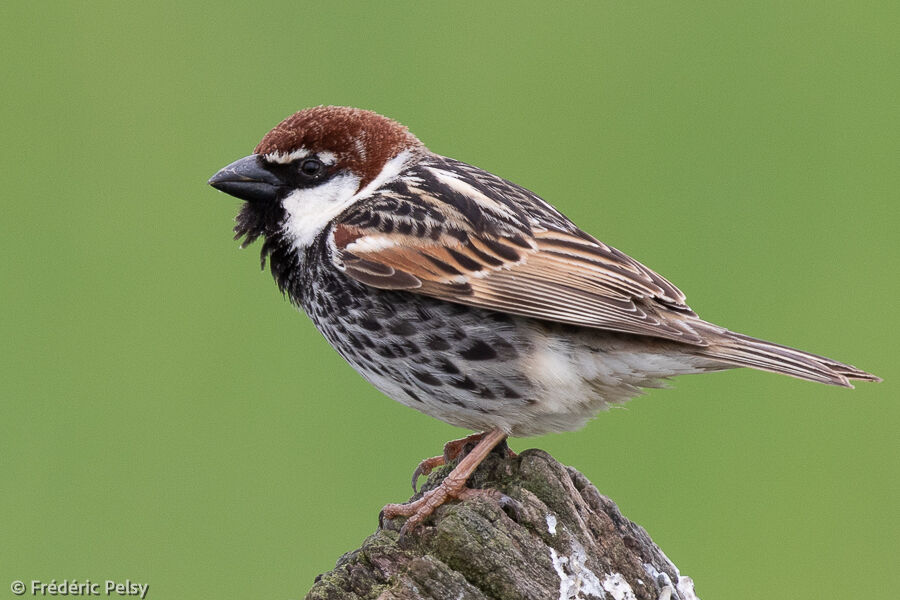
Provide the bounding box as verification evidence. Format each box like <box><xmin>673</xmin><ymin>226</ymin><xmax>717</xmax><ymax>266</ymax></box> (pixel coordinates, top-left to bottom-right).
<box><xmin>209</xmin><ymin>106</ymin><xmax>880</xmax><ymax>533</ymax></box>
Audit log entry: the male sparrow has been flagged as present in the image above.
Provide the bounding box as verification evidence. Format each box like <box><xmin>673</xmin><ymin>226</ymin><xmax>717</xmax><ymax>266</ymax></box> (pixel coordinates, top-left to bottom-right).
<box><xmin>209</xmin><ymin>106</ymin><xmax>879</xmax><ymax>533</ymax></box>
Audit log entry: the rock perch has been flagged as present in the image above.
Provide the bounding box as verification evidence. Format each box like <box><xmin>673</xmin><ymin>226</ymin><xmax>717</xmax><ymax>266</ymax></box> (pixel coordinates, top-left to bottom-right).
<box><xmin>306</xmin><ymin>448</ymin><xmax>699</xmax><ymax>600</ymax></box>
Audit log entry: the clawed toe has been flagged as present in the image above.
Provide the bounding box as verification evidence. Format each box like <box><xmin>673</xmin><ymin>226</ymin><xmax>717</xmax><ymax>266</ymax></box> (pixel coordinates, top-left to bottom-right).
<box><xmin>410</xmin><ymin>431</ymin><xmax>492</xmax><ymax>492</ymax></box>
<box><xmin>382</xmin><ymin>485</ymin><xmax>520</xmax><ymax>535</ymax></box>
<box><xmin>442</xmin><ymin>432</ymin><xmax>488</xmax><ymax>461</ymax></box>
<box><xmin>412</xmin><ymin>432</ymin><xmax>516</xmax><ymax>493</ymax></box>
<box><xmin>381</xmin><ymin>487</ymin><xmax>446</xmax><ymax>536</ymax></box>
<box><xmin>411</xmin><ymin>456</ymin><xmax>445</xmax><ymax>492</ymax></box>
<box><xmin>458</xmin><ymin>488</ymin><xmax>521</xmax><ymax>520</ymax></box>
<box><xmin>385</xmin><ymin>429</ymin><xmax>509</xmax><ymax>536</ymax></box>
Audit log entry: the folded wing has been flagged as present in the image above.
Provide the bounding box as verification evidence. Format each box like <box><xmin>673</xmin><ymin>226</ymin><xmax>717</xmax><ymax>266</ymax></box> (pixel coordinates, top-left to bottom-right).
<box><xmin>330</xmin><ymin>181</ymin><xmax>709</xmax><ymax>346</ymax></box>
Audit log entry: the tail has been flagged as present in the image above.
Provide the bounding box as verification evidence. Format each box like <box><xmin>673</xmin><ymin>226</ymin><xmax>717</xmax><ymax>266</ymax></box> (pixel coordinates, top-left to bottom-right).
<box><xmin>698</xmin><ymin>328</ymin><xmax>881</xmax><ymax>388</ymax></box>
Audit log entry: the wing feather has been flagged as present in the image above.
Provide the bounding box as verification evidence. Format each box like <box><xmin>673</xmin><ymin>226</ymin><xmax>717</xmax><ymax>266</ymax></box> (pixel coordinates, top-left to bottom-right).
<box><xmin>329</xmin><ymin>159</ymin><xmax>707</xmax><ymax>345</ymax></box>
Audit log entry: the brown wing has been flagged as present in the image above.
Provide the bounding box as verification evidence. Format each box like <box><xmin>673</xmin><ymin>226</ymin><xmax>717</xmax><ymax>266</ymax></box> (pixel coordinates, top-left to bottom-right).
<box><xmin>330</xmin><ymin>217</ymin><xmax>709</xmax><ymax>345</ymax></box>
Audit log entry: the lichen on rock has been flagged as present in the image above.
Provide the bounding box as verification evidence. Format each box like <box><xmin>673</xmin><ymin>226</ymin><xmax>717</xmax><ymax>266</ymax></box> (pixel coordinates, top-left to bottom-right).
<box><xmin>305</xmin><ymin>448</ymin><xmax>698</xmax><ymax>600</ymax></box>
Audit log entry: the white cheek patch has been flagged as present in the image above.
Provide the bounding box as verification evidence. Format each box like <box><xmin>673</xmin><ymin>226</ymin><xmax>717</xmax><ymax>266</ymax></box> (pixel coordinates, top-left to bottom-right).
<box><xmin>281</xmin><ymin>174</ymin><xmax>361</xmax><ymax>250</ymax></box>
<box><xmin>280</xmin><ymin>150</ymin><xmax>413</xmax><ymax>251</ymax></box>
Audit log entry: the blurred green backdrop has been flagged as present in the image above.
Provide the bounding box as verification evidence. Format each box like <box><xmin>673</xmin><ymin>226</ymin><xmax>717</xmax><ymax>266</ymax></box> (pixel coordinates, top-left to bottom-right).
<box><xmin>1</xmin><ymin>2</ymin><xmax>896</xmax><ymax>599</ymax></box>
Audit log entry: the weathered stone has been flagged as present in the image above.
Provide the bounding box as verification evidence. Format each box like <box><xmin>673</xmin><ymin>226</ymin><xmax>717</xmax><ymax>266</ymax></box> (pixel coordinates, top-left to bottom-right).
<box><xmin>305</xmin><ymin>449</ymin><xmax>699</xmax><ymax>600</ymax></box>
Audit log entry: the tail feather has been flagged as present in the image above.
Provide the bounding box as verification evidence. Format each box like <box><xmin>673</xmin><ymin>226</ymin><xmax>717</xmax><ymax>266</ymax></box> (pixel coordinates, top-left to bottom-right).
<box><xmin>699</xmin><ymin>329</ymin><xmax>881</xmax><ymax>388</ymax></box>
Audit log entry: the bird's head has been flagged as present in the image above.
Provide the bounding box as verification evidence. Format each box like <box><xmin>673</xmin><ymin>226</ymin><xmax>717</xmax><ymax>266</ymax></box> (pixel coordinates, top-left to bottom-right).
<box><xmin>209</xmin><ymin>106</ymin><xmax>423</xmax><ymax>254</ymax></box>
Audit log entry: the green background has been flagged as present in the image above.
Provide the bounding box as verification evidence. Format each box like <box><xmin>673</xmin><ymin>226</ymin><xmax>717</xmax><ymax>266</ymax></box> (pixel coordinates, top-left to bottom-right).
<box><xmin>2</xmin><ymin>2</ymin><xmax>896</xmax><ymax>599</ymax></box>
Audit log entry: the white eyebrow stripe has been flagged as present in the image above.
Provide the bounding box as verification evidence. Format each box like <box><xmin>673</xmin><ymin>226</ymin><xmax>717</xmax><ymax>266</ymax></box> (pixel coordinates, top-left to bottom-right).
<box><xmin>264</xmin><ymin>148</ymin><xmax>310</xmax><ymax>164</ymax></box>
<box><xmin>263</xmin><ymin>148</ymin><xmax>338</xmax><ymax>166</ymax></box>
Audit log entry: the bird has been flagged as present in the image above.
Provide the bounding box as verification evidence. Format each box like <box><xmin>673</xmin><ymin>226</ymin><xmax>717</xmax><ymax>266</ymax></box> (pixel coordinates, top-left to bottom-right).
<box><xmin>208</xmin><ymin>106</ymin><xmax>880</xmax><ymax>534</ymax></box>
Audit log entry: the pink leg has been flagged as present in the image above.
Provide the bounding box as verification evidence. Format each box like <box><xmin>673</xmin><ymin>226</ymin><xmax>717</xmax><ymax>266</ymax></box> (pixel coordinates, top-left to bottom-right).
<box><xmin>384</xmin><ymin>428</ymin><xmax>508</xmax><ymax>535</ymax></box>
<box><xmin>410</xmin><ymin>431</ymin><xmax>489</xmax><ymax>491</ymax></box>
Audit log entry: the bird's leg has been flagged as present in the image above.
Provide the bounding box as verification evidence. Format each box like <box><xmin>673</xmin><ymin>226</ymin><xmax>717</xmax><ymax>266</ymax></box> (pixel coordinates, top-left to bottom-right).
<box><xmin>411</xmin><ymin>431</ymin><xmax>485</xmax><ymax>491</ymax></box>
<box><xmin>384</xmin><ymin>428</ymin><xmax>508</xmax><ymax>535</ymax></box>
<box><xmin>411</xmin><ymin>431</ymin><xmax>518</xmax><ymax>492</ymax></box>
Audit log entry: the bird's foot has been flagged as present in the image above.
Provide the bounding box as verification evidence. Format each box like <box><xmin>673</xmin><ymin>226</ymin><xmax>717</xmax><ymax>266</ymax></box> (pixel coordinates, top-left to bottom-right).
<box><xmin>410</xmin><ymin>455</ymin><xmax>446</xmax><ymax>492</ymax></box>
<box><xmin>411</xmin><ymin>431</ymin><xmax>485</xmax><ymax>491</ymax></box>
<box><xmin>385</xmin><ymin>428</ymin><xmax>508</xmax><ymax>536</ymax></box>
<box><xmin>411</xmin><ymin>431</ymin><xmax>517</xmax><ymax>492</ymax></box>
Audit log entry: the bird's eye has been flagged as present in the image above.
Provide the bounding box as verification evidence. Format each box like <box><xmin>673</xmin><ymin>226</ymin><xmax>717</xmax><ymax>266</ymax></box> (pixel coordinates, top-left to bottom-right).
<box><xmin>299</xmin><ymin>158</ymin><xmax>324</xmax><ymax>178</ymax></box>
